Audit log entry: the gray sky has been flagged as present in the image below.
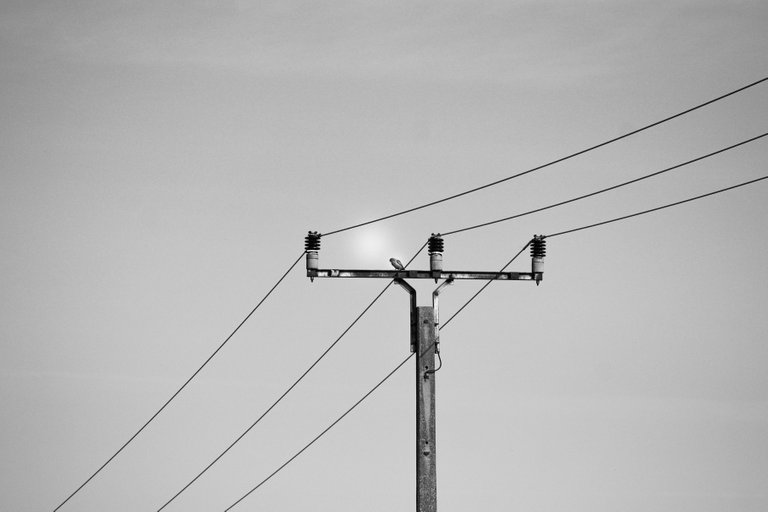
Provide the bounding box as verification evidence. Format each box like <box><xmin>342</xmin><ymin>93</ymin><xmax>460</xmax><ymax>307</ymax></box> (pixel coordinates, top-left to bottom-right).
<box><xmin>2</xmin><ymin>1</ymin><xmax>768</xmax><ymax>511</ymax></box>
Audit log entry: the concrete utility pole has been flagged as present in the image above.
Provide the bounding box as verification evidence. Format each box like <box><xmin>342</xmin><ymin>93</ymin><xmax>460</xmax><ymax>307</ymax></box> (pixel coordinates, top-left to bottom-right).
<box><xmin>304</xmin><ymin>232</ymin><xmax>546</xmax><ymax>512</ymax></box>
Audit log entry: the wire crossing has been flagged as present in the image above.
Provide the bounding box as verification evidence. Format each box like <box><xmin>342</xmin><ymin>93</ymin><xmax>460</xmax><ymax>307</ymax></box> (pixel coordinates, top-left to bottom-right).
<box><xmin>441</xmin><ymin>131</ymin><xmax>768</xmax><ymax>236</ymax></box>
<box><xmin>155</xmin><ymin>242</ymin><xmax>428</xmax><ymax>510</ymax></box>
<box><xmin>321</xmin><ymin>76</ymin><xmax>768</xmax><ymax>237</ymax></box>
<box><xmin>52</xmin><ymin>252</ymin><xmax>305</xmax><ymax>512</ymax></box>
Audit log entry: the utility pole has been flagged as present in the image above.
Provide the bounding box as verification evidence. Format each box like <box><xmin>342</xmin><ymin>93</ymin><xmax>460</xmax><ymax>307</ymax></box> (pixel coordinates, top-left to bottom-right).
<box><xmin>304</xmin><ymin>232</ymin><xmax>546</xmax><ymax>512</ymax></box>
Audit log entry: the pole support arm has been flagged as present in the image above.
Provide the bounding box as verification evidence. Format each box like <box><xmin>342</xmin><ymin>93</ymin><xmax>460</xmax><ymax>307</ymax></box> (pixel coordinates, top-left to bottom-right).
<box><xmin>394</xmin><ymin>278</ymin><xmax>418</xmax><ymax>353</ymax></box>
<box><xmin>430</xmin><ymin>278</ymin><xmax>454</xmax><ymax>356</ymax></box>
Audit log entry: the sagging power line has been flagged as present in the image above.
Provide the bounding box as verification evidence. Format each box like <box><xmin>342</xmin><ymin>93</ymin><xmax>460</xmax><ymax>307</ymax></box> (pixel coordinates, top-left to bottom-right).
<box><xmin>321</xmin><ymin>76</ymin><xmax>768</xmax><ymax>237</ymax></box>
<box><xmin>52</xmin><ymin>252</ymin><xmax>305</xmax><ymax>511</ymax></box>
<box><xmin>544</xmin><ymin>174</ymin><xmax>768</xmax><ymax>238</ymax></box>
<box><xmin>55</xmin><ymin>77</ymin><xmax>767</xmax><ymax>511</ymax></box>
<box><xmin>441</xmin><ymin>131</ymin><xmax>768</xmax><ymax>236</ymax></box>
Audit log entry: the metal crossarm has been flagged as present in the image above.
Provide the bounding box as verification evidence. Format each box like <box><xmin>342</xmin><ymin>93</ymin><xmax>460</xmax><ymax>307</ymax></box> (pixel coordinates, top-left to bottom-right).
<box><xmin>307</xmin><ymin>269</ymin><xmax>538</xmax><ymax>281</ymax></box>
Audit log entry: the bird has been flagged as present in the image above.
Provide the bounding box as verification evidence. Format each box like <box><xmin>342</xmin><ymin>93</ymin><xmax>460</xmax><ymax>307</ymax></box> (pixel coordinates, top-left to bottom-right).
<box><xmin>389</xmin><ymin>257</ymin><xmax>405</xmax><ymax>270</ymax></box>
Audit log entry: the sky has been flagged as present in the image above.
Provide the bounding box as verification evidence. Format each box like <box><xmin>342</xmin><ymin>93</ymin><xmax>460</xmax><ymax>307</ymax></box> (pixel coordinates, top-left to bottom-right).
<box><xmin>1</xmin><ymin>1</ymin><xmax>768</xmax><ymax>511</ymax></box>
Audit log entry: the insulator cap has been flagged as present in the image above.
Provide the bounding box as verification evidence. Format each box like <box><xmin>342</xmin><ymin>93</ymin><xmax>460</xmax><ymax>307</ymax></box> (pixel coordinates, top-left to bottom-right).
<box><xmin>530</xmin><ymin>235</ymin><xmax>546</xmax><ymax>259</ymax></box>
<box><xmin>428</xmin><ymin>233</ymin><xmax>444</xmax><ymax>254</ymax></box>
<box><xmin>305</xmin><ymin>231</ymin><xmax>321</xmax><ymax>251</ymax></box>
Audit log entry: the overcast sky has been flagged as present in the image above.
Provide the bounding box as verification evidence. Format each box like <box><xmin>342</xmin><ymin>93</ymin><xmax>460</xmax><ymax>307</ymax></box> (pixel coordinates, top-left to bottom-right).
<box><xmin>2</xmin><ymin>2</ymin><xmax>768</xmax><ymax>511</ymax></box>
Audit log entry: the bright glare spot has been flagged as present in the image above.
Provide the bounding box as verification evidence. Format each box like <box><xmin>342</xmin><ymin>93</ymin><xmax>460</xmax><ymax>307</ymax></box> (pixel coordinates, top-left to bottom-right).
<box><xmin>359</xmin><ymin>231</ymin><xmax>384</xmax><ymax>256</ymax></box>
<box><xmin>347</xmin><ymin>226</ymin><xmax>394</xmax><ymax>267</ymax></box>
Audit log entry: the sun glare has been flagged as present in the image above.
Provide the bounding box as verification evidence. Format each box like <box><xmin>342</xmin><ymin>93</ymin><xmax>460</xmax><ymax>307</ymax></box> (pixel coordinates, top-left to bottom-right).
<box><xmin>348</xmin><ymin>226</ymin><xmax>393</xmax><ymax>267</ymax></box>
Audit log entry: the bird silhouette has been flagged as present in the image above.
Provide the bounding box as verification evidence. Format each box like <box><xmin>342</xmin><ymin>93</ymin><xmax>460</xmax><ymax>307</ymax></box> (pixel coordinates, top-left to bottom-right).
<box><xmin>389</xmin><ymin>258</ymin><xmax>405</xmax><ymax>270</ymax></box>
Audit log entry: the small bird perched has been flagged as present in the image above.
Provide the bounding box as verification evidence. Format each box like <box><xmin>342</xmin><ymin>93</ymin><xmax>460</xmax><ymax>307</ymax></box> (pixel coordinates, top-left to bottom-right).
<box><xmin>389</xmin><ymin>257</ymin><xmax>405</xmax><ymax>270</ymax></box>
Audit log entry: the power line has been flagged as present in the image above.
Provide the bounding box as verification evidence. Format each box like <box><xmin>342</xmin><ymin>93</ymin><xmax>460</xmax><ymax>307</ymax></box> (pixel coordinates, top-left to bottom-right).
<box><xmin>440</xmin><ymin>241</ymin><xmax>532</xmax><ymax>329</ymax></box>
<box><xmin>156</xmin><ymin>242</ymin><xmax>428</xmax><ymax>510</ymax></box>
<box><xmin>221</xmin><ymin>242</ymin><xmax>531</xmax><ymax>510</ymax></box>
<box><xmin>52</xmin><ymin>251</ymin><xmax>305</xmax><ymax>512</ymax></box>
<box><xmin>53</xmin><ymin>76</ymin><xmax>768</xmax><ymax>509</ymax></box>
<box><xmin>545</xmin><ymin>174</ymin><xmax>768</xmax><ymax>238</ymax></box>
<box><xmin>156</xmin><ymin>283</ymin><xmax>392</xmax><ymax>511</ymax></box>
<box><xmin>442</xmin><ymin>178</ymin><xmax>768</xmax><ymax>327</ymax></box>
<box><xmin>143</xmin><ymin>104</ymin><xmax>767</xmax><ymax>508</ymax></box>
<box><xmin>223</xmin><ymin>350</ymin><xmax>415</xmax><ymax>511</ymax></box>
<box><xmin>441</xmin><ymin>131</ymin><xmax>768</xmax><ymax>236</ymax></box>
<box><xmin>321</xmin><ymin>76</ymin><xmax>768</xmax><ymax>237</ymax></box>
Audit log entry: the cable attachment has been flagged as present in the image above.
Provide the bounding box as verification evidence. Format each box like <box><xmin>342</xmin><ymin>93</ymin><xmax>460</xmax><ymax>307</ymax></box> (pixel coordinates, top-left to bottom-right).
<box><xmin>428</xmin><ymin>233</ymin><xmax>444</xmax><ymax>278</ymax></box>
<box><xmin>305</xmin><ymin>231</ymin><xmax>321</xmax><ymax>280</ymax></box>
<box><xmin>424</xmin><ymin>351</ymin><xmax>442</xmax><ymax>378</ymax></box>
<box><xmin>531</xmin><ymin>235</ymin><xmax>546</xmax><ymax>286</ymax></box>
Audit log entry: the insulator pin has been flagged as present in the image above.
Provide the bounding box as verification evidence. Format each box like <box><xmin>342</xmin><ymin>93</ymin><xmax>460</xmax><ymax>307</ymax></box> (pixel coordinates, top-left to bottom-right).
<box><xmin>305</xmin><ymin>231</ymin><xmax>321</xmax><ymax>272</ymax></box>
<box><xmin>531</xmin><ymin>235</ymin><xmax>546</xmax><ymax>285</ymax></box>
<box><xmin>530</xmin><ymin>235</ymin><xmax>546</xmax><ymax>258</ymax></box>
<box><xmin>428</xmin><ymin>234</ymin><xmax>444</xmax><ymax>273</ymax></box>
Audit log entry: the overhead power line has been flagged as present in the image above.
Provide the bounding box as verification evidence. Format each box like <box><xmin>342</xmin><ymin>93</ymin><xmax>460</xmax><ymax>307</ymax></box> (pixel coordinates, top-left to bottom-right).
<box><xmin>122</xmin><ymin>76</ymin><xmax>766</xmax><ymax>510</ymax></box>
<box><xmin>545</xmin><ymin>174</ymin><xmax>768</xmax><ymax>238</ymax></box>
<box><xmin>321</xmin><ymin>76</ymin><xmax>768</xmax><ymax>237</ymax></box>
<box><xmin>441</xmin><ymin>131</ymin><xmax>768</xmax><ymax>236</ymax></box>
<box><xmin>155</xmin><ymin>243</ymin><xmax>428</xmax><ymax>510</ymax></box>
<box><xmin>51</xmin><ymin>76</ymin><xmax>767</xmax><ymax>511</ymax></box>
<box><xmin>440</xmin><ymin>242</ymin><xmax>531</xmax><ymax>329</ymax></box>
<box><xmin>52</xmin><ymin>252</ymin><xmax>305</xmax><ymax>512</ymax></box>
<box><xmin>223</xmin><ymin>350</ymin><xmax>415</xmax><ymax>512</ymax></box>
